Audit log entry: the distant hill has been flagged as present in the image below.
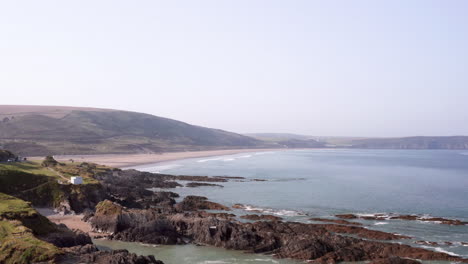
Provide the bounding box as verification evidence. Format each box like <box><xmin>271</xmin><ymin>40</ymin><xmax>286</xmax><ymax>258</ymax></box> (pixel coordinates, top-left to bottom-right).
<box><xmin>245</xmin><ymin>133</ymin><xmax>326</xmax><ymax>148</ymax></box>
<box><xmin>246</xmin><ymin>133</ymin><xmax>468</xmax><ymax>150</ymax></box>
<box><xmin>0</xmin><ymin>105</ymin><xmax>265</xmax><ymax>155</ymax></box>
<box><xmin>347</xmin><ymin>136</ymin><xmax>468</xmax><ymax>149</ymax></box>
<box><xmin>245</xmin><ymin>133</ymin><xmax>315</xmax><ymax>141</ymax></box>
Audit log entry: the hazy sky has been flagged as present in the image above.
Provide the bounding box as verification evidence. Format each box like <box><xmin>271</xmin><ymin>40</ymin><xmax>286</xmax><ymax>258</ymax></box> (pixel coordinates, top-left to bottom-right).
<box><xmin>1</xmin><ymin>1</ymin><xmax>467</xmax><ymax>137</ymax></box>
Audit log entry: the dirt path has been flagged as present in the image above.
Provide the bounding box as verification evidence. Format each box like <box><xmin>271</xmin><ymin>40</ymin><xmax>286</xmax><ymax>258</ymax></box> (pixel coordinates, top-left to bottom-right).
<box><xmin>47</xmin><ymin>167</ymin><xmax>69</xmax><ymax>182</ymax></box>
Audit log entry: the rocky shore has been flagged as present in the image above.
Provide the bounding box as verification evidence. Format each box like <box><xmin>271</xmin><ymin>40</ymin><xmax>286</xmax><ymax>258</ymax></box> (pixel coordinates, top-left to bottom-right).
<box><xmin>15</xmin><ymin>162</ymin><xmax>467</xmax><ymax>264</ymax></box>
<box><xmin>85</xmin><ymin>200</ymin><xmax>466</xmax><ymax>263</ymax></box>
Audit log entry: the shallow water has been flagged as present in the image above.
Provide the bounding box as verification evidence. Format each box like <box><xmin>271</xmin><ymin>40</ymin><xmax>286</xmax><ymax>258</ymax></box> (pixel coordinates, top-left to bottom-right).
<box><xmin>127</xmin><ymin>149</ymin><xmax>468</xmax><ymax>260</ymax></box>
<box><xmin>93</xmin><ymin>239</ymin><xmax>300</xmax><ymax>264</ymax></box>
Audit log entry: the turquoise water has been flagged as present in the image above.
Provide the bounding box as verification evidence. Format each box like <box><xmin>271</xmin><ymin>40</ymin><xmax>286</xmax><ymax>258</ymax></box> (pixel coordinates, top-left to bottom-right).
<box><xmin>121</xmin><ymin>149</ymin><xmax>468</xmax><ymax>260</ymax></box>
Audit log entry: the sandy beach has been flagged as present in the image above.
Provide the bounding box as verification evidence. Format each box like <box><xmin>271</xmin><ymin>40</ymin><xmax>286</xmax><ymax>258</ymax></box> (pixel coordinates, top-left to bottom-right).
<box><xmin>36</xmin><ymin>208</ymin><xmax>103</xmax><ymax>238</ymax></box>
<box><xmin>52</xmin><ymin>148</ymin><xmax>284</xmax><ymax>168</ymax></box>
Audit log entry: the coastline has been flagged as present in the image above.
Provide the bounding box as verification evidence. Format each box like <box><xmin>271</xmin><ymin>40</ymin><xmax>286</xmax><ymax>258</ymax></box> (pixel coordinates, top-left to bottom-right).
<box><xmin>52</xmin><ymin>148</ymin><xmax>287</xmax><ymax>168</ymax></box>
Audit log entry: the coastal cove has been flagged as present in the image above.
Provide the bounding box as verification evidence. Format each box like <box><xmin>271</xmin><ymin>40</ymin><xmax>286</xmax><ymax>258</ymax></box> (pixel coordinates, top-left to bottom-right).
<box><xmin>123</xmin><ymin>149</ymin><xmax>468</xmax><ymax>260</ymax></box>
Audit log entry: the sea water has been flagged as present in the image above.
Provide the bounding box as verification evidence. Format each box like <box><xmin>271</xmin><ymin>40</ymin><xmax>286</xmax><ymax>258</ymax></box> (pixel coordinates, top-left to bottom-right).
<box><xmin>97</xmin><ymin>149</ymin><xmax>468</xmax><ymax>262</ymax></box>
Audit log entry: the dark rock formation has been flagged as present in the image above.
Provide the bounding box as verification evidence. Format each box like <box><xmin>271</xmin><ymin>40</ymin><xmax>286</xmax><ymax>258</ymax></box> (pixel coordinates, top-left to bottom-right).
<box><xmin>310</xmin><ymin>218</ymin><xmax>362</xmax><ymax>226</ymax></box>
<box><xmin>59</xmin><ymin>244</ymin><xmax>164</xmax><ymax>264</ymax></box>
<box><xmin>175</xmin><ymin>196</ymin><xmax>231</xmax><ymax>211</ymax></box>
<box><xmin>88</xmin><ymin>203</ymin><xmax>467</xmax><ymax>263</ymax></box>
<box><xmin>317</xmin><ymin>224</ymin><xmax>411</xmax><ymax>240</ymax></box>
<box><xmin>42</xmin><ymin>227</ymin><xmax>93</xmax><ymax>247</ymax></box>
<box><xmin>336</xmin><ymin>214</ymin><xmax>359</xmax><ymax>219</ymax></box>
<box><xmin>335</xmin><ymin>214</ymin><xmax>468</xmax><ymax>226</ymax></box>
<box><xmin>186</xmin><ymin>182</ymin><xmax>224</xmax><ymax>188</ymax></box>
<box><xmin>240</xmin><ymin>214</ymin><xmax>282</xmax><ymax>221</ymax></box>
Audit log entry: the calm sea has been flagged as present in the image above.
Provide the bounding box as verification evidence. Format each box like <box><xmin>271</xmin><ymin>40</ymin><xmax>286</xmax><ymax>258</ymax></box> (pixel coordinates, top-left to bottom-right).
<box><xmin>96</xmin><ymin>149</ymin><xmax>468</xmax><ymax>263</ymax></box>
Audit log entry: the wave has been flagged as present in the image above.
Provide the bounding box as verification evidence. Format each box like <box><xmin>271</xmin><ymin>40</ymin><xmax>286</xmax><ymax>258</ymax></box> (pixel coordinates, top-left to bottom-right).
<box><xmin>141</xmin><ymin>164</ymin><xmax>182</xmax><ymax>173</ymax></box>
<box><xmin>198</xmin><ymin>154</ymin><xmax>254</xmax><ymax>163</ymax></box>
<box><xmin>374</xmin><ymin>222</ymin><xmax>388</xmax><ymax>225</ymax></box>
<box><xmin>253</xmin><ymin>151</ymin><xmax>276</xmax><ymax>156</ymax></box>
<box><xmin>420</xmin><ymin>246</ymin><xmax>460</xmax><ymax>257</ymax></box>
<box><xmin>236</xmin><ymin>204</ymin><xmax>307</xmax><ymax>217</ymax></box>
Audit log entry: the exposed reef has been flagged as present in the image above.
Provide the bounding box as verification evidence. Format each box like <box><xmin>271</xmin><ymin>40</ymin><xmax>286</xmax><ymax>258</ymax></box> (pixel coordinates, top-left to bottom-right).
<box><xmin>87</xmin><ymin>200</ymin><xmax>467</xmax><ymax>263</ymax></box>
<box><xmin>335</xmin><ymin>214</ymin><xmax>468</xmax><ymax>226</ymax></box>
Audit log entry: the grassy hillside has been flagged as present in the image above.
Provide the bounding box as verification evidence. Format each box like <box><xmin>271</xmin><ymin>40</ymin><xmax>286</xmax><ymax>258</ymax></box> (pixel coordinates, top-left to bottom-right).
<box><xmin>246</xmin><ymin>133</ymin><xmax>326</xmax><ymax>148</ymax></box>
<box><xmin>0</xmin><ymin>160</ymin><xmax>103</xmax><ymax>208</ymax></box>
<box><xmin>0</xmin><ymin>193</ymin><xmax>61</xmax><ymax>264</ymax></box>
<box><xmin>0</xmin><ymin>105</ymin><xmax>264</xmax><ymax>155</ymax></box>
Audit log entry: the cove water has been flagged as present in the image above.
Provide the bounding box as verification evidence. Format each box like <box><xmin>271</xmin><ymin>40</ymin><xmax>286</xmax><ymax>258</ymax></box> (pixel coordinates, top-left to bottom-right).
<box><xmin>99</xmin><ymin>149</ymin><xmax>468</xmax><ymax>262</ymax></box>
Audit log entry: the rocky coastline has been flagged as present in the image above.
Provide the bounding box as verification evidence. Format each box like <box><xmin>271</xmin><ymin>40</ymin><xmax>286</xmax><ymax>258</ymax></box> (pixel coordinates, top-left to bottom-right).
<box><xmin>5</xmin><ymin>160</ymin><xmax>467</xmax><ymax>263</ymax></box>
<box><xmin>67</xmin><ymin>166</ymin><xmax>468</xmax><ymax>263</ymax></box>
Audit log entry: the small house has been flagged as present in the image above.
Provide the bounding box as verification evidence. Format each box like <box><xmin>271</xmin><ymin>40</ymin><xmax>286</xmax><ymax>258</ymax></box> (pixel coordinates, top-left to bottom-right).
<box><xmin>70</xmin><ymin>176</ymin><xmax>83</xmax><ymax>185</ymax></box>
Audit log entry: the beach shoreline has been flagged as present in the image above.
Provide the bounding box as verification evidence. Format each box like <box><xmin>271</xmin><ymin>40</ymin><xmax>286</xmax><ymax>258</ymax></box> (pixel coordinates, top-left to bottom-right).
<box><xmin>51</xmin><ymin>148</ymin><xmax>288</xmax><ymax>168</ymax></box>
<box><xmin>36</xmin><ymin>208</ymin><xmax>104</xmax><ymax>238</ymax></box>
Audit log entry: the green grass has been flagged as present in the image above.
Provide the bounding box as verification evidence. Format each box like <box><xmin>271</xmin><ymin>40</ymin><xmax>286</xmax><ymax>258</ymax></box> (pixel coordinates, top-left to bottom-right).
<box><xmin>0</xmin><ymin>161</ymin><xmax>104</xmax><ymax>208</ymax></box>
<box><xmin>0</xmin><ymin>194</ymin><xmax>61</xmax><ymax>263</ymax></box>
<box><xmin>0</xmin><ymin>160</ymin><xmax>101</xmax><ymax>185</ymax></box>
<box><xmin>0</xmin><ymin>161</ymin><xmax>58</xmax><ymax>178</ymax></box>
<box><xmin>0</xmin><ymin>193</ymin><xmax>36</xmax><ymax>218</ymax></box>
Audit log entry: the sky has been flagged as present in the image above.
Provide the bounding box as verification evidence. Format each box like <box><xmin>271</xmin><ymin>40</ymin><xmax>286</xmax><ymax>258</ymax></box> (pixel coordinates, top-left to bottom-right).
<box><xmin>1</xmin><ymin>1</ymin><xmax>467</xmax><ymax>137</ymax></box>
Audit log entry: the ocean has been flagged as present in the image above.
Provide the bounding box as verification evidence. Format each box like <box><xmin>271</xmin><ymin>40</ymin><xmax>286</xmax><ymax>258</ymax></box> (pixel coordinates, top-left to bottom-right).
<box><xmin>95</xmin><ymin>149</ymin><xmax>468</xmax><ymax>263</ymax></box>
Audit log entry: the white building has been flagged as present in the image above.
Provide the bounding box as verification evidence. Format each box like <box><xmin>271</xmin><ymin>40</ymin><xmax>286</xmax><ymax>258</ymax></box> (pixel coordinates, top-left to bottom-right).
<box><xmin>70</xmin><ymin>176</ymin><xmax>83</xmax><ymax>185</ymax></box>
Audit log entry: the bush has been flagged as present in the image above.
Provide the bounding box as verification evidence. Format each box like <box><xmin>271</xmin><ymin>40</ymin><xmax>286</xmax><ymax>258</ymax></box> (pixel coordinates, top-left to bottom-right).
<box><xmin>41</xmin><ymin>156</ymin><xmax>58</xmax><ymax>167</ymax></box>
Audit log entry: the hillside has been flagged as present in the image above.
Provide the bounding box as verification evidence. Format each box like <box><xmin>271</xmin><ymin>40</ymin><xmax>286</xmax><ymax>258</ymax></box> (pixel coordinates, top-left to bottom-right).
<box><xmin>347</xmin><ymin>136</ymin><xmax>468</xmax><ymax>149</ymax></box>
<box><xmin>245</xmin><ymin>133</ymin><xmax>326</xmax><ymax>148</ymax></box>
<box><xmin>0</xmin><ymin>105</ymin><xmax>265</xmax><ymax>155</ymax></box>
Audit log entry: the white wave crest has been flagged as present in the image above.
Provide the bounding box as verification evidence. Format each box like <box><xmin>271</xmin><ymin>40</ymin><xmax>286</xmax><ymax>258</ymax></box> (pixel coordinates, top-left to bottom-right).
<box><xmin>197</xmin><ymin>157</ymin><xmax>225</xmax><ymax>163</ymax></box>
<box><xmin>239</xmin><ymin>205</ymin><xmax>306</xmax><ymax>217</ymax></box>
<box><xmin>374</xmin><ymin>222</ymin><xmax>388</xmax><ymax>225</ymax></box>
<box><xmin>420</xmin><ymin>246</ymin><xmax>460</xmax><ymax>256</ymax></box>
<box><xmin>141</xmin><ymin>164</ymin><xmax>182</xmax><ymax>173</ymax></box>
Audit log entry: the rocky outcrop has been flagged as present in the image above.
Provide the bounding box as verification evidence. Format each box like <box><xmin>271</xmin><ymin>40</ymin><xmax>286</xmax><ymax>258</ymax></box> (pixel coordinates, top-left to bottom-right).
<box><xmin>42</xmin><ymin>227</ymin><xmax>93</xmax><ymax>247</ymax></box>
<box><xmin>310</xmin><ymin>218</ymin><xmax>362</xmax><ymax>226</ymax></box>
<box><xmin>88</xmin><ymin>204</ymin><xmax>467</xmax><ymax>263</ymax></box>
<box><xmin>59</xmin><ymin>244</ymin><xmax>164</xmax><ymax>264</ymax></box>
<box><xmin>335</xmin><ymin>214</ymin><xmax>468</xmax><ymax>226</ymax></box>
<box><xmin>336</xmin><ymin>214</ymin><xmax>359</xmax><ymax>219</ymax></box>
<box><xmin>317</xmin><ymin>224</ymin><xmax>411</xmax><ymax>240</ymax></box>
<box><xmin>175</xmin><ymin>196</ymin><xmax>231</xmax><ymax>211</ymax></box>
<box><xmin>186</xmin><ymin>182</ymin><xmax>224</xmax><ymax>188</ymax></box>
<box><xmin>240</xmin><ymin>214</ymin><xmax>282</xmax><ymax>221</ymax></box>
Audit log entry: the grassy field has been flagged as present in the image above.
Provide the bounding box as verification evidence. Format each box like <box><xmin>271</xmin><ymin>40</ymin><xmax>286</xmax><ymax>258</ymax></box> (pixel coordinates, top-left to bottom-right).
<box><xmin>0</xmin><ymin>193</ymin><xmax>36</xmax><ymax>218</ymax></box>
<box><xmin>0</xmin><ymin>161</ymin><xmax>58</xmax><ymax>177</ymax></box>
